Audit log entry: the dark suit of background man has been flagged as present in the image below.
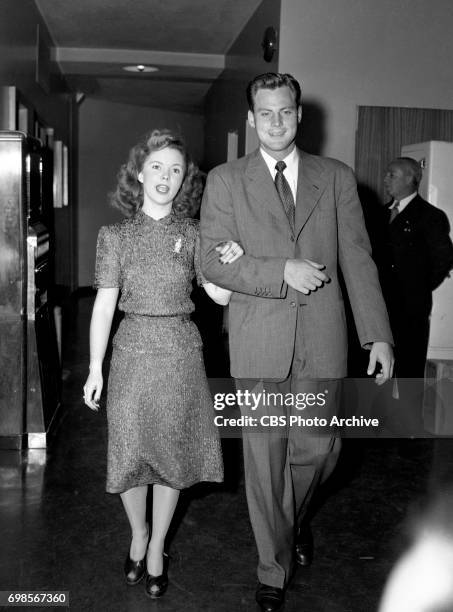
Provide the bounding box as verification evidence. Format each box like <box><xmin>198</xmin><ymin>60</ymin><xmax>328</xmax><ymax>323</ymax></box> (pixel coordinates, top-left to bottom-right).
<box><xmin>200</xmin><ymin>73</ymin><xmax>394</xmax><ymax>612</ymax></box>
<box><xmin>377</xmin><ymin>157</ymin><xmax>453</xmax><ymax>435</ymax></box>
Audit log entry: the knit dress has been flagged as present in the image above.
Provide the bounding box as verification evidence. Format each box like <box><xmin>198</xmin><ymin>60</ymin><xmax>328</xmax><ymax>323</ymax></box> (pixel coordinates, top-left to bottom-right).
<box><xmin>94</xmin><ymin>209</ymin><xmax>223</xmax><ymax>493</ymax></box>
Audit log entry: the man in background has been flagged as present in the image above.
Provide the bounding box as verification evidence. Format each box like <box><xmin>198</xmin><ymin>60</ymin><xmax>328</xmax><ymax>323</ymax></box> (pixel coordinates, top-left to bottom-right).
<box><xmin>377</xmin><ymin>157</ymin><xmax>453</xmax><ymax>439</ymax></box>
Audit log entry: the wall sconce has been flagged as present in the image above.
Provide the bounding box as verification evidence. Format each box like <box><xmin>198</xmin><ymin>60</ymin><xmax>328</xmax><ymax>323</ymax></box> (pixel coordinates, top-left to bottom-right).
<box><xmin>262</xmin><ymin>27</ymin><xmax>278</xmax><ymax>62</ymax></box>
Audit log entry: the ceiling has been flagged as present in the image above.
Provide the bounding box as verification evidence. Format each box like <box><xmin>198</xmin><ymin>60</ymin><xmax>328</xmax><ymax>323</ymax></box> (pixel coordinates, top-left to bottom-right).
<box><xmin>35</xmin><ymin>0</ymin><xmax>263</xmax><ymax>113</ymax></box>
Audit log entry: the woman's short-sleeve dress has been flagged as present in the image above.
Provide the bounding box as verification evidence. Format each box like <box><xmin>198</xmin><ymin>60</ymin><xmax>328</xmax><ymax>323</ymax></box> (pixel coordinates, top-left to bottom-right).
<box><xmin>94</xmin><ymin>209</ymin><xmax>223</xmax><ymax>493</ymax></box>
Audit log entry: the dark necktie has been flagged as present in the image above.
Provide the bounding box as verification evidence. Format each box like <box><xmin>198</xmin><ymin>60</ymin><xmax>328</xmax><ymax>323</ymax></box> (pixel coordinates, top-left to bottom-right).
<box><xmin>389</xmin><ymin>201</ymin><xmax>400</xmax><ymax>223</ymax></box>
<box><xmin>274</xmin><ymin>161</ymin><xmax>295</xmax><ymax>231</ymax></box>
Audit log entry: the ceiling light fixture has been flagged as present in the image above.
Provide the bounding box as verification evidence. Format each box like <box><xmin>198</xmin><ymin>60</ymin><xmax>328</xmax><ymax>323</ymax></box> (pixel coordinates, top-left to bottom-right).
<box><xmin>122</xmin><ymin>64</ymin><xmax>159</xmax><ymax>73</ymax></box>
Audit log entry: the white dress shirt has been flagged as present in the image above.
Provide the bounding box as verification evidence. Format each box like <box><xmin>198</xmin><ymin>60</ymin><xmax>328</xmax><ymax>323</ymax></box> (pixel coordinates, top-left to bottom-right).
<box><xmin>260</xmin><ymin>146</ymin><xmax>299</xmax><ymax>203</ymax></box>
<box><xmin>391</xmin><ymin>191</ymin><xmax>417</xmax><ymax>214</ymax></box>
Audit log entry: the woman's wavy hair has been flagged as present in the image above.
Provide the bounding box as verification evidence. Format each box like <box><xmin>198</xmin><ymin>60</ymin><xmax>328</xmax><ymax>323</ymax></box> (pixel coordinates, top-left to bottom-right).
<box><xmin>109</xmin><ymin>129</ymin><xmax>203</xmax><ymax>218</ymax></box>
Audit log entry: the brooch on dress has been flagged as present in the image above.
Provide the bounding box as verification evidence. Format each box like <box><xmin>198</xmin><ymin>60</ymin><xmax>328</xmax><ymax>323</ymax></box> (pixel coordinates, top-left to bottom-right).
<box><xmin>173</xmin><ymin>236</ymin><xmax>183</xmax><ymax>253</ymax></box>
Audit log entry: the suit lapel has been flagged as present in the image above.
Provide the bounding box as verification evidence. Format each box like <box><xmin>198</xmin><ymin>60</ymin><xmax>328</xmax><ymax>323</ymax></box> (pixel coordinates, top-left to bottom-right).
<box><xmin>244</xmin><ymin>148</ymin><xmax>328</xmax><ymax>235</ymax></box>
<box><xmin>295</xmin><ymin>150</ymin><xmax>327</xmax><ymax>236</ymax></box>
<box><xmin>245</xmin><ymin>149</ymin><xmax>294</xmax><ymax>228</ymax></box>
<box><xmin>397</xmin><ymin>195</ymin><xmax>420</xmax><ymax>220</ymax></box>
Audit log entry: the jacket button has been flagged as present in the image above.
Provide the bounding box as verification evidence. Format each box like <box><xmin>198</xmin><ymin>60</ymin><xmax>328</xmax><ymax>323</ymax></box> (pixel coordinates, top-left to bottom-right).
<box><xmin>290</xmin><ymin>236</ymin><xmax>295</xmax><ymax>242</ymax></box>
<box><xmin>290</xmin><ymin>301</ymin><xmax>297</xmax><ymax>307</ymax></box>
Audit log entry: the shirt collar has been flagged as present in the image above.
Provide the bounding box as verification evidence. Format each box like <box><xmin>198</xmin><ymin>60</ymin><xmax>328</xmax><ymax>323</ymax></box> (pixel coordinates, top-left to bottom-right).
<box><xmin>260</xmin><ymin>146</ymin><xmax>299</xmax><ymax>176</ymax></box>
<box><xmin>392</xmin><ymin>191</ymin><xmax>417</xmax><ymax>212</ymax></box>
<box><xmin>135</xmin><ymin>208</ymin><xmax>175</xmax><ymax>225</ymax></box>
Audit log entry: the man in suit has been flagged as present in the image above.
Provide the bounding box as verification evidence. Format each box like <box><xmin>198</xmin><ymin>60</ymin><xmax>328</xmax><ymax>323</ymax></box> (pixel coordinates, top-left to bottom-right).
<box><xmin>200</xmin><ymin>73</ymin><xmax>394</xmax><ymax>611</ymax></box>
<box><xmin>378</xmin><ymin>157</ymin><xmax>453</xmax><ymax>437</ymax></box>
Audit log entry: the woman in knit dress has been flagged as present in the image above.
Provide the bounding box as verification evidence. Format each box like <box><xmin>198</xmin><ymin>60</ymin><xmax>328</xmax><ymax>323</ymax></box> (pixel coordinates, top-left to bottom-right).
<box><xmin>82</xmin><ymin>129</ymin><xmax>242</xmax><ymax>599</ymax></box>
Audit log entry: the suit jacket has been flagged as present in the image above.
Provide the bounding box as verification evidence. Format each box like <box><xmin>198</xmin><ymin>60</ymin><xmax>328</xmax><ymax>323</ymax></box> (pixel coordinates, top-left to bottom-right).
<box><xmin>377</xmin><ymin>194</ymin><xmax>453</xmax><ymax>321</ymax></box>
<box><xmin>200</xmin><ymin>148</ymin><xmax>393</xmax><ymax>379</ymax></box>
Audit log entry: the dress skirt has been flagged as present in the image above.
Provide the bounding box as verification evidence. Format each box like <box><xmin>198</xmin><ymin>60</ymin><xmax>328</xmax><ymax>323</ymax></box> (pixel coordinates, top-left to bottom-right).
<box><xmin>106</xmin><ymin>314</ymin><xmax>223</xmax><ymax>493</ymax></box>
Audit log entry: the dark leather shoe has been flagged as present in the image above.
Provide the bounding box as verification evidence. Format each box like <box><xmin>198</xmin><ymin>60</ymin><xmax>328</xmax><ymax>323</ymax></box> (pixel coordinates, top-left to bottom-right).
<box><xmin>256</xmin><ymin>583</ymin><xmax>284</xmax><ymax>612</ymax></box>
<box><xmin>144</xmin><ymin>553</ymin><xmax>169</xmax><ymax>599</ymax></box>
<box><xmin>295</xmin><ymin>524</ymin><xmax>313</xmax><ymax>566</ymax></box>
<box><xmin>124</xmin><ymin>554</ymin><xmax>146</xmax><ymax>586</ymax></box>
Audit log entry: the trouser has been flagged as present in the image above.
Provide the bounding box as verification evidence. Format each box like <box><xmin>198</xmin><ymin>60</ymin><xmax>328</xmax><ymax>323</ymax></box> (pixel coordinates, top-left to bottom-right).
<box><xmin>235</xmin><ymin>321</ymin><xmax>341</xmax><ymax>588</ymax></box>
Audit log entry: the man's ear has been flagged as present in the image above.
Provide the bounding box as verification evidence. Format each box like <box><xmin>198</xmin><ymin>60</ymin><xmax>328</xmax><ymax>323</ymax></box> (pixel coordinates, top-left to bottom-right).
<box><xmin>297</xmin><ymin>105</ymin><xmax>302</xmax><ymax>124</ymax></box>
<box><xmin>138</xmin><ymin>171</ymin><xmax>143</xmax><ymax>184</ymax></box>
<box><xmin>247</xmin><ymin>110</ymin><xmax>255</xmax><ymax>129</ymax></box>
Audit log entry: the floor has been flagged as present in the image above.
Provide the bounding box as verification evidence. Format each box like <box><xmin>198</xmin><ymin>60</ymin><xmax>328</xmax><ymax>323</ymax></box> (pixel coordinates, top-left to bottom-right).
<box><xmin>1</xmin><ymin>293</ymin><xmax>453</xmax><ymax>612</ymax></box>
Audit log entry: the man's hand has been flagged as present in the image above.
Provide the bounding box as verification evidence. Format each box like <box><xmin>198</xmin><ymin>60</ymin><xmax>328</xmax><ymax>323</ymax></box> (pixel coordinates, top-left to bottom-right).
<box><xmin>367</xmin><ymin>341</ymin><xmax>394</xmax><ymax>385</ymax></box>
<box><xmin>284</xmin><ymin>259</ymin><xmax>330</xmax><ymax>294</ymax></box>
<box><xmin>215</xmin><ymin>240</ymin><xmax>244</xmax><ymax>264</ymax></box>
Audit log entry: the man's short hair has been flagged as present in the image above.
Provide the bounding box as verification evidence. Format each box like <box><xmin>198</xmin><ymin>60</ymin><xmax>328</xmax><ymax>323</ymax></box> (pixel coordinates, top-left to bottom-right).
<box><xmin>394</xmin><ymin>157</ymin><xmax>423</xmax><ymax>188</ymax></box>
<box><xmin>246</xmin><ymin>73</ymin><xmax>302</xmax><ymax>111</ymax></box>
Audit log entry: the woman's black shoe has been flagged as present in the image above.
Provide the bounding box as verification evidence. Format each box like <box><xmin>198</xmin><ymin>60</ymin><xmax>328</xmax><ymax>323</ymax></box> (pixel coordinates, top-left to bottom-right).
<box><xmin>125</xmin><ymin>526</ymin><xmax>149</xmax><ymax>585</ymax></box>
<box><xmin>144</xmin><ymin>553</ymin><xmax>169</xmax><ymax>599</ymax></box>
<box><xmin>124</xmin><ymin>554</ymin><xmax>146</xmax><ymax>586</ymax></box>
